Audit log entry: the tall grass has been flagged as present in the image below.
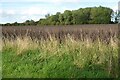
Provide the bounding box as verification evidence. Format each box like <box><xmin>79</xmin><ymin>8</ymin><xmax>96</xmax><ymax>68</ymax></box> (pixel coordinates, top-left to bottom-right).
<box><xmin>2</xmin><ymin>35</ymin><xmax>119</xmax><ymax>78</ymax></box>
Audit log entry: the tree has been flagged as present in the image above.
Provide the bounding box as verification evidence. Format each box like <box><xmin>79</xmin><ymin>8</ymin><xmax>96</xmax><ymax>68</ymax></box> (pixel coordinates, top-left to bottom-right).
<box><xmin>5</xmin><ymin>23</ymin><xmax>11</xmax><ymax>26</ymax></box>
<box><xmin>47</xmin><ymin>15</ymin><xmax>58</xmax><ymax>25</ymax></box>
<box><xmin>55</xmin><ymin>12</ymin><xmax>61</xmax><ymax>25</ymax></box>
<box><xmin>2</xmin><ymin>6</ymin><xmax>115</xmax><ymax>26</ymax></box>
<box><xmin>29</xmin><ymin>20</ymin><xmax>35</xmax><ymax>25</ymax></box>
<box><xmin>13</xmin><ymin>22</ymin><xmax>19</xmax><ymax>26</ymax></box>
<box><xmin>90</xmin><ymin>6</ymin><xmax>113</xmax><ymax>24</ymax></box>
<box><xmin>24</xmin><ymin>20</ymin><xmax>30</xmax><ymax>25</ymax></box>
<box><xmin>72</xmin><ymin>8</ymin><xmax>91</xmax><ymax>24</ymax></box>
<box><xmin>63</xmin><ymin>10</ymin><xmax>73</xmax><ymax>25</ymax></box>
<box><xmin>38</xmin><ymin>19</ymin><xmax>48</xmax><ymax>25</ymax></box>
<box><xmin>24</xmin><ymin>20</ymin><xmax>36</xmax><ymax>26</ymax></box>
<box><xmin>59</xmin><ymin>14</ymin><xmax>64</xmax><ymax>25</ymax></box>
<box><xmin>72</xmin><ymin>10</ymin><xmax>80</xmax><ymax>24</ymax></box>
<box><xmin>45</xmin><ymin>13</ymin><xmax>50</xmax><ymax>19</ymax></box>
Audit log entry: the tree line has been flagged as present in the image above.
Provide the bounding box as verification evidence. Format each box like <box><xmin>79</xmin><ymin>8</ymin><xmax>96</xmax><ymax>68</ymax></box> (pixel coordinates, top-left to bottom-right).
<box><xmin>1</xmin><ymin>6</ymin><xmax>120</xmax><ymax>26</ymax></box>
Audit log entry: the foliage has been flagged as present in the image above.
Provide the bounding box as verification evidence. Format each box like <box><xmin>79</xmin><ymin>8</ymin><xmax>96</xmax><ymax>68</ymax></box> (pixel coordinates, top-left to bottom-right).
<box><xmin>1</xmin><ymin>6</ymin><xmax>115</xmax><ymax>26</ymax></box>
<box><xmin>90</xmin><ymin>6</ymin><xmax>112</xmax><ymax>24</ymax></box>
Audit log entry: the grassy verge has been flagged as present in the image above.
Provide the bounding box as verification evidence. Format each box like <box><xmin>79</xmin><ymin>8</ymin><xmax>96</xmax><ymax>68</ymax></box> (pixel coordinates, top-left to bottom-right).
<box><xmin>2</xmin><ymin>36</ymin><xmax>119</xmax><ymax>78</ymax></box>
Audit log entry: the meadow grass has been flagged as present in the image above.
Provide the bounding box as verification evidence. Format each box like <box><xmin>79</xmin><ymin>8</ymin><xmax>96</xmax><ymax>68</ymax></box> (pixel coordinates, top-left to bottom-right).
<box><xmin>2</xmin><ymin>35</ymin><xmax>119</xmax><ymax>78</ymax></box>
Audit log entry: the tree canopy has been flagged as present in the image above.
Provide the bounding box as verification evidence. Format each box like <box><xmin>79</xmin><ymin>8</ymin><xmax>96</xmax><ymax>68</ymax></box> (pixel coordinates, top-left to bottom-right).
<box><xmin>1</xmin><ymin>6</ymin><xmax>118</xmax><ymax>26</ymax></box>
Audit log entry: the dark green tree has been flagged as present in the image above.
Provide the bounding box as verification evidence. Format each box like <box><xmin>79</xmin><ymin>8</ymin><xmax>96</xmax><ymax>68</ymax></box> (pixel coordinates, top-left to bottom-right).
<box><xmin>59</xmin><ymin>14</ymin><xmax>64</xmax><ymax>25</ymax></box>
<box><xmin>90</xmin><ymin>6</ymin><xmax>113</xmax><ymax>24</ymax></box>
<box><xmin>13</xmin><ymin>22</ymin><xmax>19</xmax><ymax>26</ymax></box>
<box><xmin>63</xmin><ymin>10</ymin><xmax>73</xmax><ymax>25</ymax></box>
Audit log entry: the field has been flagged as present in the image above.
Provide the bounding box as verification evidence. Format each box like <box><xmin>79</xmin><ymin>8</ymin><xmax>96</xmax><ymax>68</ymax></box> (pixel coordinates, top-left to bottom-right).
<box><xmin>2</xmin><ymin>24</ymin><xmax>120</xmax><ymax>78</ymax></box>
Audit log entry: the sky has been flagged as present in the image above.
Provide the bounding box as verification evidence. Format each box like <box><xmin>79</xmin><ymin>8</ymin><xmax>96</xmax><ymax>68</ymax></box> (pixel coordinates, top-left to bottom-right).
<box><xmin>0</xmin><ymin>0</ymin><xmax>119</xmax><ymax>24</ymax></box>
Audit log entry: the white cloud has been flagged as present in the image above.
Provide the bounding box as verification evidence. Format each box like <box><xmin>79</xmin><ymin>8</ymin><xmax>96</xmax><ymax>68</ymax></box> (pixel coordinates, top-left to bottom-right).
<box><xmin>0</xmin><ymin>6</ymin><xmax>50</xmax><ymax>23</ymax></box>
<box><xmin>1</xmin><ymin>0</ymin><xmax>119</xmax><ymax>24</ymax></box>
<box><xmin>0</xmin><ymin>0</ymin><xmax>81</xmax><ymax>3</ymax></box>
<box><xmin>20</xmin><ymin>15</ymin><xmax>43</xmax><ymax>22</ymax></box>
<box><xmin>1</xmin><ymin>0</ymin><xmax>119</xmax><ymax>3</ymax></box>
<box><xmin>0</xmin><ymin>6</ymin><xmax>49</xmax><ymax>18</ymax></box>
<box><xmin>6</xmin><ymin>10</ymin><xmax>15</xmax><ymax>14</ymax></box>
<box><xmin>48</xmin><ymin>0</ymin><xmax>80</xmax><ymax>3</ymax></box>
<box><xmin>20</xmin><ymin>16</ymin><xmax>27</xmax><ymax>20</ymax></box>
<box><xmin>0</xmin><ymin>9</ymin><xmax>2</xmax><ymax>14</ymax></box>
<box><xmin>21</xmin><ymin>7</ymin><xmax>48</xmax><ymax>15</ymax></box>
<box><xmin>0</xmin><ymin>9</ymin><xmax>16</xmax><ymax>17</ymax></box>
<box><xmin>112</xmin><ymin>6</ymin><xmax>118</xmax><ymax>11</ymax></box>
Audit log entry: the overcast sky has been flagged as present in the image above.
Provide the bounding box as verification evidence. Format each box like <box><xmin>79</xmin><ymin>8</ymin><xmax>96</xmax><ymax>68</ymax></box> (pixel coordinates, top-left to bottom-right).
<box><xmin>0</xmin><ymin>0</ymin><xmax>119</xmax><ymax>24</ymax></box>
